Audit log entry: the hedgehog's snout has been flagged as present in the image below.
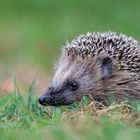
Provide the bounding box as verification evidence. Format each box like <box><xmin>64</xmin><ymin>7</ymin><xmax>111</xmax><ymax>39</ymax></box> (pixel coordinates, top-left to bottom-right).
<box><xmin>39</xmin><ymin>95</ymin><xmax>47</xmax><ymax>106</ymax></box>
<box><xmin>39</xmin><ymin>85</ymin><xmax>76</xmax><ymax>106</ymax></box>
<box><xmin>39</xmin><ymin>95</ymin><xmax>55</xmax><ymax>106</ymax></box>
<box><xmin>39</xmin><ymin>87</ymin><xmax>55</xmax><ymax>106</ymax></box>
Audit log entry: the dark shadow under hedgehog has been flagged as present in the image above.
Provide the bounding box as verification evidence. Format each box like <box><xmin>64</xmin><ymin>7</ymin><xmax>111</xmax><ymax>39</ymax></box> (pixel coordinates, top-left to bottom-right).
<box><xmin>39</xmin><ymin>32</ymin><xmax>140</xmax><ymax>106</ymax></box>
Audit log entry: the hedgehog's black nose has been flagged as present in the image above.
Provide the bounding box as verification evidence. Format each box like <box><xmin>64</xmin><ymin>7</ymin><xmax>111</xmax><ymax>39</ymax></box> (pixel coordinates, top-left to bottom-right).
<box><xmin>39</xmin><ymin>96</ymin><xmax>47</xmax><ymax>106</ymax></box>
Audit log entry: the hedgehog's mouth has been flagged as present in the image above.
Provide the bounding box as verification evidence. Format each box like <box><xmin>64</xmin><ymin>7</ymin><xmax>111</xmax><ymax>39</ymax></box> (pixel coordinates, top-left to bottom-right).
<box><xmin>39</xmin><ymin>95</ymin><xmax>74</xmax><ymax>106</ymax></box>
<box><xmin>46</xmin><ymin>97</ymin><xmax>73</xmax><ymax>106</ymax></box>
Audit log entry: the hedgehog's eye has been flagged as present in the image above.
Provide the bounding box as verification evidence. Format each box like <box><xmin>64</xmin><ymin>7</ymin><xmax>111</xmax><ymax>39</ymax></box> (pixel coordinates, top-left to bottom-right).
<box><xmin>69</xmin><ymin>81</ymin><xmax>79</xmax><ymax>91</ymax></box>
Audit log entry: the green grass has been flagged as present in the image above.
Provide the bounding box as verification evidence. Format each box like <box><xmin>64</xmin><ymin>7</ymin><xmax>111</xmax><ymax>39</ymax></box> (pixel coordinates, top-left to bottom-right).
<box><xmin>1</xmin><ymin>82</ymin><xmax>140</xmax><ymax>140</ymax></box>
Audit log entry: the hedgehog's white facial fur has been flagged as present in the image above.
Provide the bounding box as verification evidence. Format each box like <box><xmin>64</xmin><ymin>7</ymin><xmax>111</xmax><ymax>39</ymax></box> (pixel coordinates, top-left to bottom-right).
<box><xmin>39</xmin><ymin>48</ymin><xmax>113</xmax><ymax>106</ymax></box>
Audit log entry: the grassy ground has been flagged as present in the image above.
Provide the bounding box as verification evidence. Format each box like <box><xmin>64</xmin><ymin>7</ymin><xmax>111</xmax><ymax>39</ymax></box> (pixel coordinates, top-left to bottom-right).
<box><xmin>1</xmin><ymin>0</ymin><xmax>140</xmax><ymax>139</ymax></box>
<box><xmin>1</xmin><ymin>82</ymin><xmax>140</xmax><ymax>140</ymax></box>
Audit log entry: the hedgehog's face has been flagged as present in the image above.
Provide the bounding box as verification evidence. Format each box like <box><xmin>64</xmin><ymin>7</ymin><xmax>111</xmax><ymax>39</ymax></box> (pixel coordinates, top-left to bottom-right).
<box><xmin>39</xmin><ymin>51</ymin><xmax>113</xmax><ymax>106</ymax></box>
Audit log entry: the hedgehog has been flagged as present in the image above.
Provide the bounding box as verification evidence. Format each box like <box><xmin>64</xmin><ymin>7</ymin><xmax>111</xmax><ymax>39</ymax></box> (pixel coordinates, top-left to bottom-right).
<box><xmin>39</xmin><ymin>32</ymin><xmax>140</xmax><ymax>106</ymax></box>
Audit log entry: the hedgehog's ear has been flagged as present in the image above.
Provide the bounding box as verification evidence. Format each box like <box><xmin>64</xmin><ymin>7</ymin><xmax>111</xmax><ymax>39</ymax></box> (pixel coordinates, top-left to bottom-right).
<box><xmin>99</xmin><ymin>56</ymin><xmax>113</xmax><ymax>80</ymax></box>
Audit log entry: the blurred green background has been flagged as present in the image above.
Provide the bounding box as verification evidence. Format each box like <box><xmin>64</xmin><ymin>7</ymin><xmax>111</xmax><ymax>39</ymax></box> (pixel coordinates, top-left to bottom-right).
<box><xmin>0</xmin><ymin>0</ymin><xmax>140</xmax><ymax>94</ymax></box>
